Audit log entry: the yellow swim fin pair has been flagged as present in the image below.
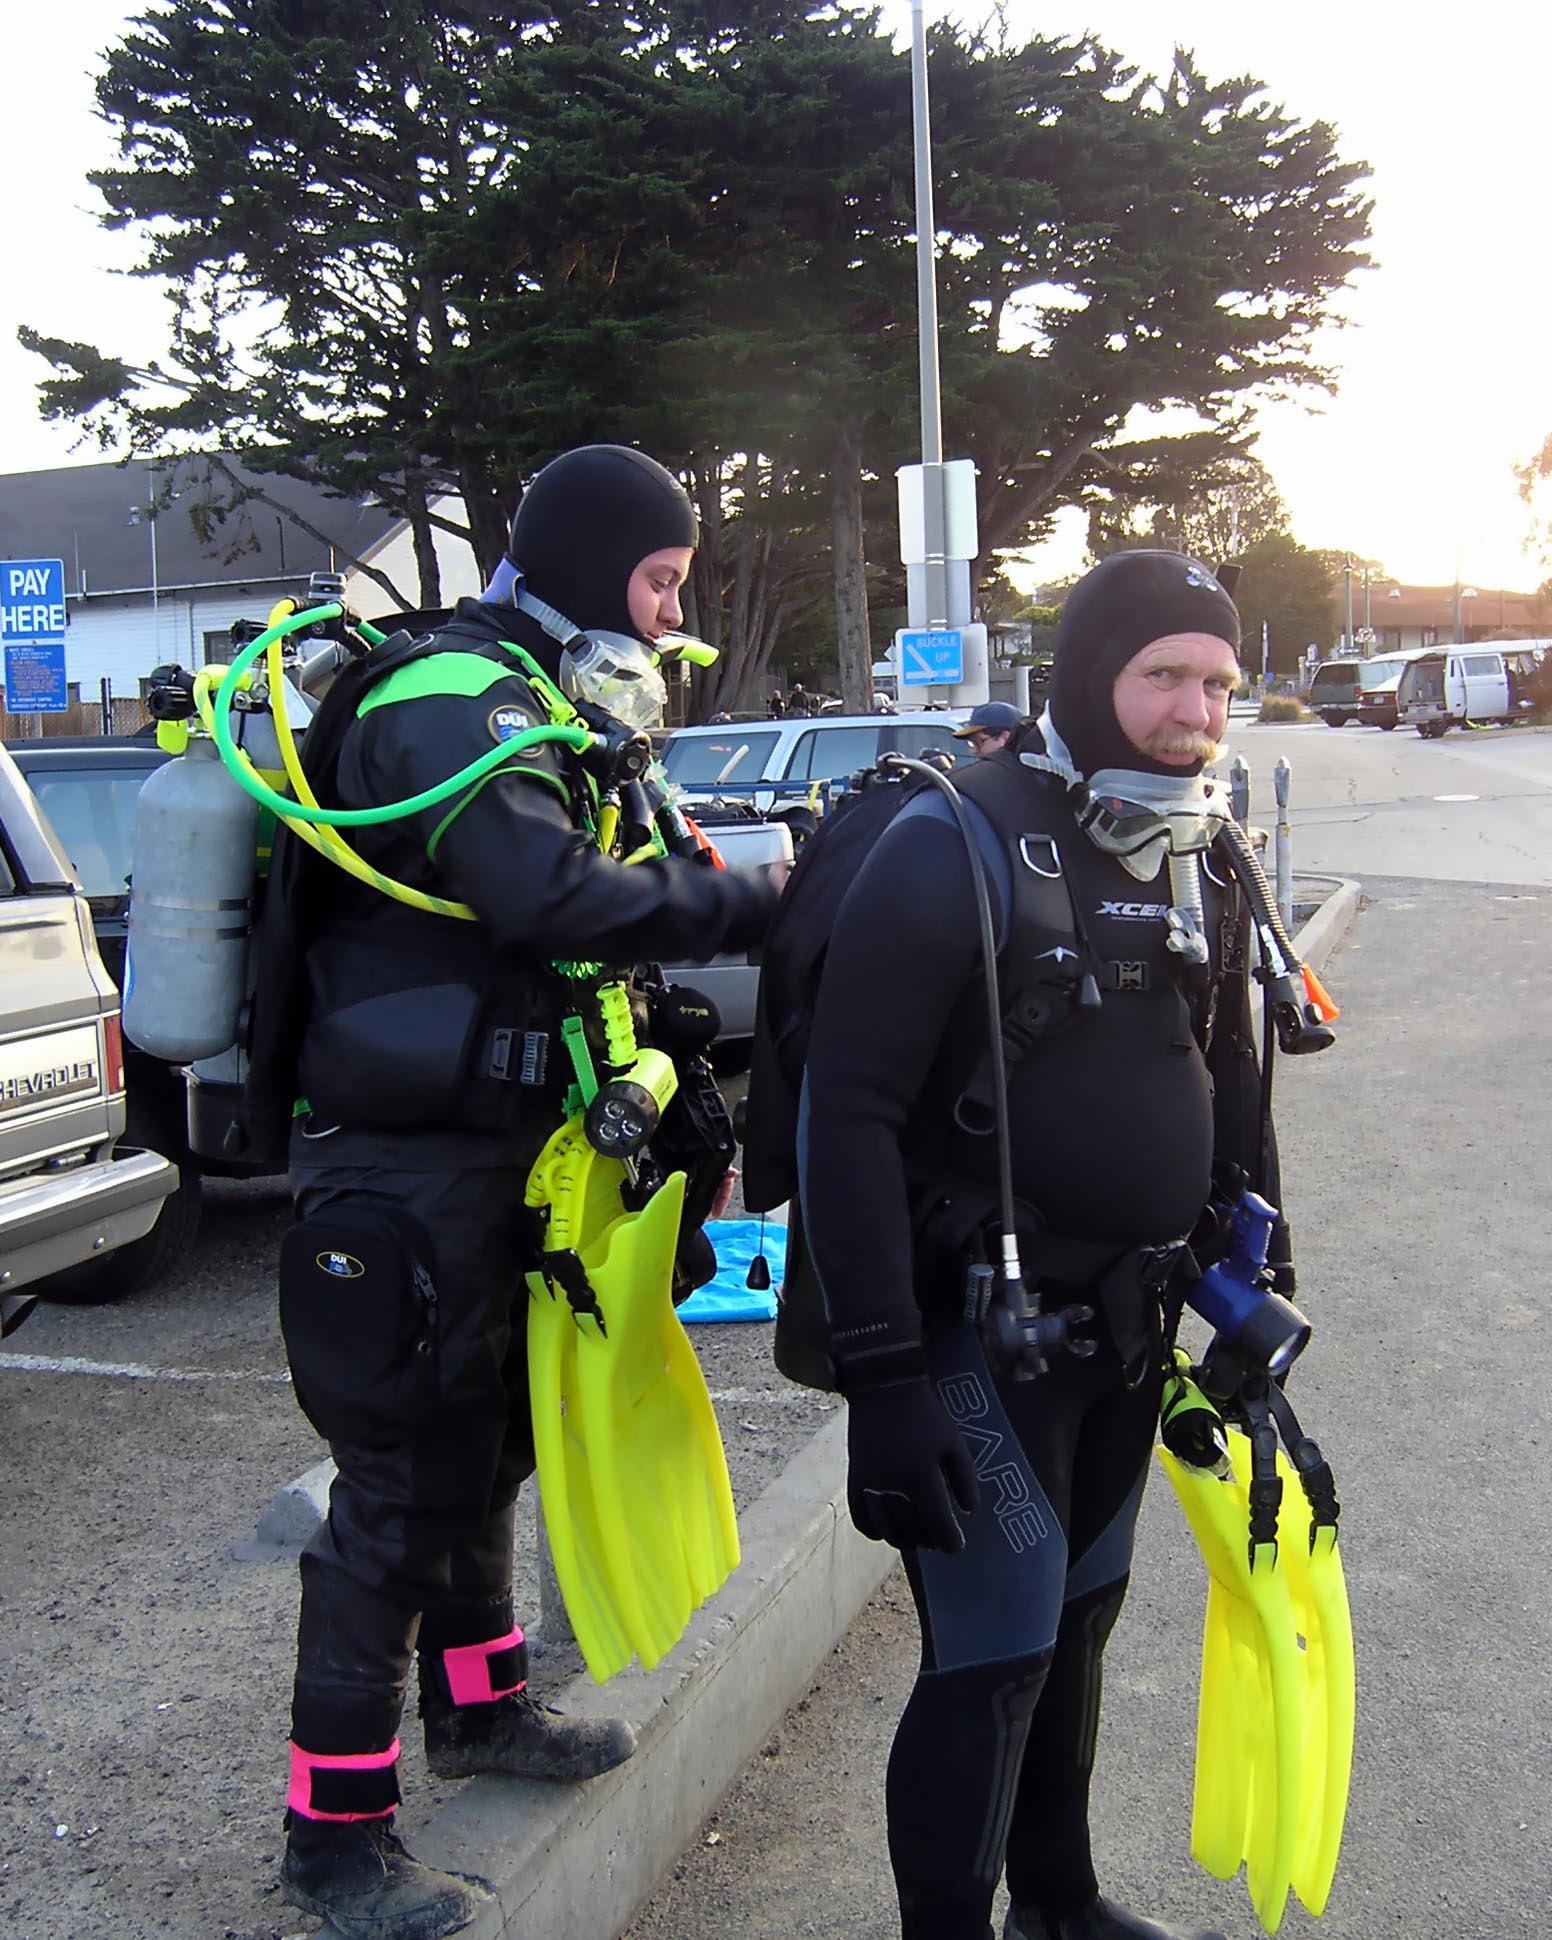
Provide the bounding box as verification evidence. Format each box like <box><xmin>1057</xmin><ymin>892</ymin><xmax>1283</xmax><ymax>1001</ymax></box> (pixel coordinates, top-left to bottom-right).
<box><xmin>525</xmin><ymin>1114</ymin><xmax>740</xmax><ymax>1684</ymax></box>
<box><xmin>1157</xmin><ymin>1361</ymin><xmax>1355</xmax><ymax>1935</ymax></box>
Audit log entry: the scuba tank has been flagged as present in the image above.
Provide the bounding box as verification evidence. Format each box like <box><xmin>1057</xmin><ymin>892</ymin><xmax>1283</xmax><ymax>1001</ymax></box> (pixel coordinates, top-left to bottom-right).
<box><xmin>124</xmin><ymin>732</ymin><xmax>262</xmax><ymax>1062</ymax></box>
<box><xmin>123</xmin><ymin>641</ymin><xmax>320</xmax><ymax>1067</ymax></box>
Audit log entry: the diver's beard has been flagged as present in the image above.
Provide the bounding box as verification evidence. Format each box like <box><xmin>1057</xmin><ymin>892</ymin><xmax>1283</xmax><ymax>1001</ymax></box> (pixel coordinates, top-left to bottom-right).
<box><xmin>1142</xmin><ymin>731</ymin><xmax>1220</xmax><ymax>766</ymax></box>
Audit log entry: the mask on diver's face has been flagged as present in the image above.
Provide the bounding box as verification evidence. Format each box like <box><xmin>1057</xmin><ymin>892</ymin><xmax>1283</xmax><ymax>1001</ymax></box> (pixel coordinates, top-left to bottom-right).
<box><xmin>558</xmin><ymin>632</ymin><xmax>668</xmax><ymax>732</ymax></box>
<box><xmin>1077</xmin><ymin>768</ymin><xmax>1233</xmax><ymax>881</ymax></box>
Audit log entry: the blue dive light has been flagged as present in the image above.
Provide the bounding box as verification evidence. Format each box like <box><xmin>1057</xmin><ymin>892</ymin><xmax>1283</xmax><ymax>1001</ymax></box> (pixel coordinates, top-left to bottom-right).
<box><xmin>1188</xmin><ymin>1192</ymin><xmax>1311</xmax><ymax>1378</ymax></box>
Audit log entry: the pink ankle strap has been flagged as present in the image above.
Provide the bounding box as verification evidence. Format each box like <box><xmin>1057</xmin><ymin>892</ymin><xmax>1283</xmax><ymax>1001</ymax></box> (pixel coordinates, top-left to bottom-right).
<box><xmin>287</xmin><ymin>1739</ymin><xmax>401</xmax><ymax>1821</ymax></box>
<box><xmin>442</xmin><ymin>1626</ymin><xmax>527</xmax><ymax>1706</ymax></box>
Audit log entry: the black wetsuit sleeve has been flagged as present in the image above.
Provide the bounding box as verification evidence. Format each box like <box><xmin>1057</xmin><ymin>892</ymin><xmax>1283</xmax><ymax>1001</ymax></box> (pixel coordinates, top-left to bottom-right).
<box><xmin>352</xmin><ymin>683</ymin><xmax>779</xmax><ymax>964</ymax></box>
<box><xmin>801</xmin><ymin>811</ymin><xmax>991</xmax><ymax>1361</ymax></box>
<box><xmin>1205</xmin><ymin>898</ymin><xmax>1293</xmax><ymax>1282</ymax></box>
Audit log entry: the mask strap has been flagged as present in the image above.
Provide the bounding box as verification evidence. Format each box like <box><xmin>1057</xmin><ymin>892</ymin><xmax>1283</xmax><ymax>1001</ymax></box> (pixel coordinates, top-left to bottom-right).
<box><xmin>513</xmin><ymin>585</ymin><xmax>587</xmax><ymax>651</ymax></box>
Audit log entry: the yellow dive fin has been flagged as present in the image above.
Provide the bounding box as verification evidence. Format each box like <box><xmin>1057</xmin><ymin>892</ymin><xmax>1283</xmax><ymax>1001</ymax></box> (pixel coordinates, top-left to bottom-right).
<box><xmin>1158</xmin><ymin>1407</ymin><xmax>1355</xmax><ymax>1935</ymax></box>
<box><xmin>526</xmin><ymin>1117</ymin><xmax>740</xmax><ymax>1683</ymax></box>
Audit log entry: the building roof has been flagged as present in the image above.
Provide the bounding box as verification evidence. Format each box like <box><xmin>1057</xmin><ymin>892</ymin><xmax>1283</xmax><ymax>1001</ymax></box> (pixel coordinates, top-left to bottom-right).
<box><xmin>0</xmin><ymin>455</ymin><xmax>401</xmax><ymax>599</ymax></box>
<box><xmin>1332</xmin><ymin>580</ymin><xmax>1548</xmax><ymax>636</ymax></box>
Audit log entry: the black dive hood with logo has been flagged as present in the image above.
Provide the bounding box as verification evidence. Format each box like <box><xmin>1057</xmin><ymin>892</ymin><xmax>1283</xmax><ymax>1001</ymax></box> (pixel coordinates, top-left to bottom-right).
<box><xmin>1048</xmin><ymin>549</ymin><xmax>1242</xmax><ymax>782</ymax></box>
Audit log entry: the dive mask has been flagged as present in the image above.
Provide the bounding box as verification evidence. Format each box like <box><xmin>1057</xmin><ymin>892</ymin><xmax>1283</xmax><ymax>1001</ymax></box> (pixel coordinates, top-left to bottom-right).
<box><xmin>558</xmin><ymin>632</ymin><xmax>668</xmax><ymax>733</ymax></box>
<box><xmin>1076</xmin><ymin>768</ymin><xmax>1233</xmax><ymax>881</ymax></box>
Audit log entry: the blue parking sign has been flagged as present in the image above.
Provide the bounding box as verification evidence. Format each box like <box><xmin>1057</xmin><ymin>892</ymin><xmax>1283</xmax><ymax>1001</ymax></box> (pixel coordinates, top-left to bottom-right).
<box><xmin>2</xmin><ymin>559</ymin><xmax>69</xmax><ymax>714</ymax></box>
<box><xmin>898</xmin><ymin>628</ymin><xmax>963</xmax><ymax>686</ymax></box>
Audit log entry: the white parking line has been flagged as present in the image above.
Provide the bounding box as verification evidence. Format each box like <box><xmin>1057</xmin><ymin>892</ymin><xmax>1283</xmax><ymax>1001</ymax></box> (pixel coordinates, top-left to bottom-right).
<box><xmin>0</xmin><ymin>1355</ymin><xmax>824</xmax><ymax>1406</ymax></box>
<box><xmin>0</xmin><ymin>1352</ymin><xmax>291</xmax><ymax>1384</ymax></box>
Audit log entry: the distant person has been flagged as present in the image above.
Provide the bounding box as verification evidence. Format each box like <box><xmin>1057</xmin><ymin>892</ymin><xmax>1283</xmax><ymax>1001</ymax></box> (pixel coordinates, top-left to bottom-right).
<box><xmin>952</xmin><ymin>699</ymin><xmax>1023</xmax><ymax>760</ymax></box>
<box><xmin>769</xmin><ymin>690</ymin><xmax>787</xmax><ymax>720</ymax></box>
<box><xmin>787</xmin><ymin>682</ymin><xmax>812</xmax><ymax>718</ymax></box>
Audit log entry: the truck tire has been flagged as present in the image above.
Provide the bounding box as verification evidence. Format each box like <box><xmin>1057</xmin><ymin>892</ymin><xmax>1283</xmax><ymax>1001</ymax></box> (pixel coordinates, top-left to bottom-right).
<box><xmin>39</xmin><ymin>1095</ymin><xmax>204</xmax><ymax>1304</ymax></box>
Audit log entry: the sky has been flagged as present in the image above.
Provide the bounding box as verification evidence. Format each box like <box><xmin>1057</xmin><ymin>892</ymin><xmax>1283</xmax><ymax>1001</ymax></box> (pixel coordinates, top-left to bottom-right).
<box><xmin>1</xmin><ymin>0</ymin><xmax>1548</xmax><ymax>595</ymax></box>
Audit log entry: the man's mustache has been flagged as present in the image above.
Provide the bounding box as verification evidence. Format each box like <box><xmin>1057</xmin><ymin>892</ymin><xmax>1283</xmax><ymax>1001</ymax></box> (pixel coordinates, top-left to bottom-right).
<box><xmin>1145</xmin><ymin>731</ymin><xmax>1220</xmax><ymax>763</ymax></box>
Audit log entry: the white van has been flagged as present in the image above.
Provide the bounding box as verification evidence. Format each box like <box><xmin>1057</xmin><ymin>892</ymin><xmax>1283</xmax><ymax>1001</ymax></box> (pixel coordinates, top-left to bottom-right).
<box><xmin>1396</xmin><ymin>644</ymin><xmax>1548</xmax><ymax>737</ymax></box>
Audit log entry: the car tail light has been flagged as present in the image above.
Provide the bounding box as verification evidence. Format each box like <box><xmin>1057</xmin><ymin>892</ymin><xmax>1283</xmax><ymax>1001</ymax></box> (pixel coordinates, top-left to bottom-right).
<box><xmin>104</xmin><ymin>1015</ymin><xmax>125</xmax><ymax>1095</ymax></box>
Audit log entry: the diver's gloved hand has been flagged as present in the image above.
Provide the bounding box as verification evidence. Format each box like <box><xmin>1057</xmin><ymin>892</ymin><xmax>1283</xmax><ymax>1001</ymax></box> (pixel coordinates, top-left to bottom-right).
<box><xmin>844</xmin><ymin>1379</ymin><xmax>980</xmax><ymax>1554</ymax></box>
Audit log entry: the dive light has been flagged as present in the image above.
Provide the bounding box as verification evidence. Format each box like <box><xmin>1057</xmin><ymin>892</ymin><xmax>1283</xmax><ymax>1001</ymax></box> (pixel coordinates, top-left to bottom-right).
<box><xmin>1188</xmin><ymin>1191</ymin><xmax>1310</xmax><ymax>1380</ymax></box>
<box><xmin>583</xmin><ymin>1048</ymin><xmax>678</xmax><ymax>1160</ymax></box>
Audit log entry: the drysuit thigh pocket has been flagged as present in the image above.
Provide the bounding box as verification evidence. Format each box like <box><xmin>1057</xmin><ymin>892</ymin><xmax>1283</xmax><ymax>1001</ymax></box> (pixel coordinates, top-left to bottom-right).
<box><xmin>279</xmin><ymin>1205</ymin><xmax>440</xmax><ymax>1445</ymax></box>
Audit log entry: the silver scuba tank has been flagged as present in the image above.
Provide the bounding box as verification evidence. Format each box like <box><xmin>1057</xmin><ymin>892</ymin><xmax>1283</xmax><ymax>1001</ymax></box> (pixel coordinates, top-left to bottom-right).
<box><xmin>123</xmin><ymin>679</ymin><xmax>318</xmax><ymax>1063</ymax></box>
<box><xmin>124</xmin><ymin>734</ymin><xmax>259</xmax><ymax>1062</ymax></box>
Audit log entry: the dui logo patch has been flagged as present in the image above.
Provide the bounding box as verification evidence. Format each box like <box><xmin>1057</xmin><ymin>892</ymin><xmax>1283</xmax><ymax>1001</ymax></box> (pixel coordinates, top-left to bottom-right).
<box><xmin>317</xmin><ymin>1250</ymin><xmax>366</xmax><ymax>1279</ymax></box>
<box><xmin>488</xmin><ymin>705</ymin><xmax>530</xmax><ymax>743</ymax></box>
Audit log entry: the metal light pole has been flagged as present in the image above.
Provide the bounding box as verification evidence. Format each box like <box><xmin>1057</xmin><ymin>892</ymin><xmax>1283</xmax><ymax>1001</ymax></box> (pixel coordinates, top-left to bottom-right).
<box><xmin>909</xmin><ymin>0</ymin><xmax>947</xmax><ymax>631</ymax></box>
<box><xmin>910</xmin><ymin>0</ymin><xmax>942</xmax><ymax>468</ymax></box>
<box><xmin>1342</xmin><ymin>556</ymin><xmax>1354</xmax><ymax>654</ymax></box>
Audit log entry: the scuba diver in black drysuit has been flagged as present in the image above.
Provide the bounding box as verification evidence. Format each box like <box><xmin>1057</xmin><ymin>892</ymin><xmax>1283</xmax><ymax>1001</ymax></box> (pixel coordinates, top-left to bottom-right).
<box><xmin>246</xmin><ymin>446</ymin><xmax>781</xmax><ymax>1940</ymax></box>
<box><xmin>798</xmin><ymin>551</ymin><xmax>1291</xmax><ymax>1940</ymax></box>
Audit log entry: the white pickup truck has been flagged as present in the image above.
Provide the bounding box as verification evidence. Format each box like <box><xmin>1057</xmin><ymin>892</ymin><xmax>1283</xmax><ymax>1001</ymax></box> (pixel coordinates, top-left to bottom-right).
<box><xmin>0</xmin><ymin>745</ymin><xmax>178</xmax><ymax>1335</ymax></box>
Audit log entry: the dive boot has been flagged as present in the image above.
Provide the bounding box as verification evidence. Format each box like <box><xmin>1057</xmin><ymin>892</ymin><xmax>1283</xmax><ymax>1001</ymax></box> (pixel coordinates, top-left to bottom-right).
<box><xmin>281</xmin><ymin>1812</ymin><xmax>489</xmax><ymax>1940</ymax></box>
<box><xmin>422</xmin><ymin>1687</ymin><xmax>637</xmax><ymax>1782</ymax></box>
<box><xmin>1004</xmin><ymin>1896</ymin><xmax>1229</xmax><ymax>1940</ymax></box>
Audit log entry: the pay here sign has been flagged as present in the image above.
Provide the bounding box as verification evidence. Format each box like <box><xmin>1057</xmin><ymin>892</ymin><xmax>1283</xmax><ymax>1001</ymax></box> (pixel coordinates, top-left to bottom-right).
<box><xmin>2</xmin><ymin>559</ymin><xmax>69</xmax><ymax>714</ymax></box>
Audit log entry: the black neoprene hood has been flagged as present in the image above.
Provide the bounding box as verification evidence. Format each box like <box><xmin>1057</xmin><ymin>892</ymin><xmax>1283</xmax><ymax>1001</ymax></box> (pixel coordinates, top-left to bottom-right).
<box><xmin>1049</xmin><ymin>549</ymin><xmax>1242</xmax><ymax>778</ymax></box>
<box><xmin>506</xmin><ymin>445</ymin><xmax>698</xmax><ymax>644</ymax></box>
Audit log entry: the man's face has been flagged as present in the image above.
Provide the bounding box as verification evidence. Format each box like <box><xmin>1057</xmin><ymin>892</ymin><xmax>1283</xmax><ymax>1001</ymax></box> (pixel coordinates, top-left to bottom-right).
<box><xmin>626</xmin><ymin>545</ymin><xmax>694</xmax><ymax>642</ymax></box>
<box><xmin>966</xmin><ymin>727</ymin><xmax>1011</xmax><ymax>760</ymax></box>
<box><xmin>1111</xmin><ymin>632</ymin><xmax>1240</xmax><ymax>767</ymax></box>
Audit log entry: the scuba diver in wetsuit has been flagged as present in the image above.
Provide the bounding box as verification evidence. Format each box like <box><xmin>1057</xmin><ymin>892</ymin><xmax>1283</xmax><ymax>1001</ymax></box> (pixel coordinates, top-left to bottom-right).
<box><xmin>799</xmin><ymin>550</ymin><xmax>1290</xmax><ymax>1940</ymax></box>
<box><xmin>249</xmin><ymin>445</ymin><xmax>782</xmax><ymax>1940</ymax></box>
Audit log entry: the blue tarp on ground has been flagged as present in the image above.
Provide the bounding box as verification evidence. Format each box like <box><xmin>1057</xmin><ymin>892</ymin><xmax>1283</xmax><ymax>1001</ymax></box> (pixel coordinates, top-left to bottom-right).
<box><xmin>676</xmin><ymin>1217</ymin><xmax>788</xmax><ymax>1324</ymax></box>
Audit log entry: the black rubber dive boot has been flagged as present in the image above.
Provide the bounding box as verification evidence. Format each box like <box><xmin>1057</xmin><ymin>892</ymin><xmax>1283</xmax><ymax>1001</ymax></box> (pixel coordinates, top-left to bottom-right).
<box><xmin>281</xmin><ymin>1812</ymin><xmax>489</xmax><ymax>1940</ymax></box>
<box><xmin>1004</xmin><ymin>1896</ymin><xmax>1230</xmax><ymax>1940</ymax></box>
<box><xmin>421</xmin><ymin>1686</ymin><xmax>637</xmax><ymax>1783</ymax></box>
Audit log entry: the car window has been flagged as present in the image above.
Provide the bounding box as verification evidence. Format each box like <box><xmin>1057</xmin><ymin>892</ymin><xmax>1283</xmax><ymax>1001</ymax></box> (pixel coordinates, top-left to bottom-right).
<box><xmin>659</xmin><ymin>728</ymin><xmax>783</xmax><ymax>786</ymax></box>
<box><xmin>1462</xmin><ymin>654</ymin><xmax>1501</xmax><ymax>676</ymax></box>
<box><xmin>25</xmin><ymin>768</ymin><xmax>149</xmax><ymax>900</ymax></box>
<box><xmin>1312</xmin><ymin>662</ymin><xmax>1359</xmax><ymax>690</ymax></box>
<box><xmin>782</xmin><ymin>725</ymin><xmax>882</xmax><ymax>781</ymax></box>
<box><xmin>1358</xmin><ymin>658</ymin><xmax>1409</xmax><ymax>689</ymax></box>
<box><xmin>0</xmin><ymin>841</ymin><xmax>15</xmax><ymax>896</ymax></box>
<box><xmin>892</xmin><ymin>723</ymin><xmax>972</xmax><ymax>766</ymax></box>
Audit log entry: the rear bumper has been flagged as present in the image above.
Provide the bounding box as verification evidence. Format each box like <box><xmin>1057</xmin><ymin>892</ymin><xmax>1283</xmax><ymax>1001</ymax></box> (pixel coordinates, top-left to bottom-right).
<box><xmin>0</xmin><ymin>1146</ymin><xmax>179</xmax><ymax>1324</ymax></box>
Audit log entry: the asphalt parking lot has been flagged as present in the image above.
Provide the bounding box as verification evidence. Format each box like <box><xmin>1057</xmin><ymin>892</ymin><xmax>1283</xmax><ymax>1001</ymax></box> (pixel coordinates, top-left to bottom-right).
<box><xmin>0</xmin><ymin>1162</ymin><xmax>827</xmax><ymax>1940</ymax></box>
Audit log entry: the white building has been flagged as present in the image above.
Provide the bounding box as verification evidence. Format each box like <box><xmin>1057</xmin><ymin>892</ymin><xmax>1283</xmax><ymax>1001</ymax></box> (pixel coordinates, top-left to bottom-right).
<box><xmin>0</xmin><ymin>457</ymin><xmax>405</xmax><ymax>726</ymax></box>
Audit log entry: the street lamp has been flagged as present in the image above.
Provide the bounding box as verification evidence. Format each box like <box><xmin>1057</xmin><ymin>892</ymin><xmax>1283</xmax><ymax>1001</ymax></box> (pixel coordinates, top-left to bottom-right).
<box><xmin>1454</xmin><ymin>585</ymin><xmax>1477</xmax><ymax>643</ymax></box>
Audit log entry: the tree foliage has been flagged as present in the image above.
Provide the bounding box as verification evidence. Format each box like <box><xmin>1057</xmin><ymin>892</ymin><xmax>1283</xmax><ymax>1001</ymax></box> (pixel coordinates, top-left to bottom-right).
<box><xmin>1086</xmin><ymin>450</ymin><xmax>1289</xmax><ymax>564</ymax></box>
<box><xmin>22</xmin><ymin>0</ymin><xmax>1371</xmax><ymax>715</ymax></box>
<box><xmin>1233</xmin><ymin>532</ymin><xmax>1339</xmax><ymax>676</ymax></box>
<box><xmin>1516</xmin><ymin>431</ymin><xmax>1552</xmax><ymax>568</ymax></box>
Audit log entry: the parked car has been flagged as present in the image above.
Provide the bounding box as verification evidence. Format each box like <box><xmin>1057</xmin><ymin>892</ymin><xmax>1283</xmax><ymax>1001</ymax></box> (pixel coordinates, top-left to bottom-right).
<box><xmin>0</xmin><ymin>743</ymin><xmax>178</xmax><ymax>1328</ymax></box>
<box><xmin>658</xmin><ymin>710</ymin><xmax>972</xmax><ymax>811</ymax></box>
<box><xmin>1355</xmin><ymin>649</ymin><xmax>1432</xmax><ymax>730</ymax></box>
<box><xmin>1396</xmin><ymin>644</ymin><xmax>1549</xmax><ymax>737</ymax></box>
<box><xmin>6</xmin><ymin>736</ymin><xmax>269</xmax><ymax>1288</ymax></box>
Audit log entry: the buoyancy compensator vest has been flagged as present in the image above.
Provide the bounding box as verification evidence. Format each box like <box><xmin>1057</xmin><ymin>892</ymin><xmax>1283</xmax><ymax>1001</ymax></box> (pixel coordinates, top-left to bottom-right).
<box><xmin>242</xmin><ymin>619</ymin><xmax>586</xmax><ymax>1165</ymax></box>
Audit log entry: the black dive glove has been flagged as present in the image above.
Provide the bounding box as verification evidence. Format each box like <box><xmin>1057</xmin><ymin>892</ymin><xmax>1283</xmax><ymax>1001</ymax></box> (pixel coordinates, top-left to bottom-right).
<box><xmin>844</xmin><ymin>1379</ymin><xmax>981</xmax><ymax>1555</ymax></box>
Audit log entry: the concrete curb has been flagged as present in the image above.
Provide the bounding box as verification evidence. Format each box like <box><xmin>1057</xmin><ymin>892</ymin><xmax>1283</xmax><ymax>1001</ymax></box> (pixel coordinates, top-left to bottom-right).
<box><xmin>341</xmin><ymin>881</ymin><xmax>1368</xmax><ymax>1939</ymax></box>
<box><xmin>1293</xmin><ymin>876</ymin><xmax>1362</xmax><ymax>977</ymax></box>
<box><xmin>412</xmin><ymin>1411</ymin><xmax>893</xmax><ymax>1939</ymax></box>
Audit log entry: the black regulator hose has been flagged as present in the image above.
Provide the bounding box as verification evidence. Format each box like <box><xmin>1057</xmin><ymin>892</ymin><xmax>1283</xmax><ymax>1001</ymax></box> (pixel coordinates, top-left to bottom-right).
<box><xmin>1213</xmin><ymin>818</ymin><xmax>1337</xmax><ymax>1057</ymax></box>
